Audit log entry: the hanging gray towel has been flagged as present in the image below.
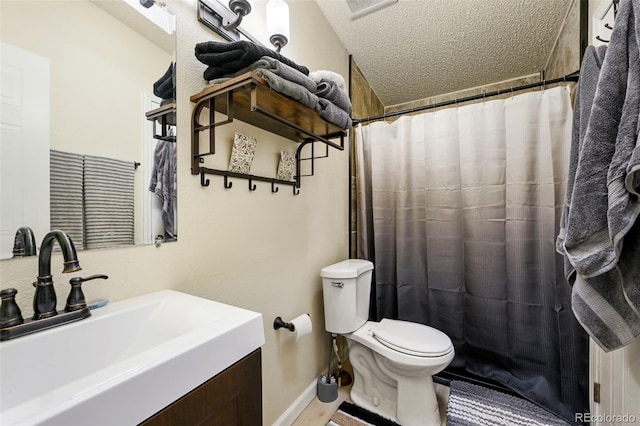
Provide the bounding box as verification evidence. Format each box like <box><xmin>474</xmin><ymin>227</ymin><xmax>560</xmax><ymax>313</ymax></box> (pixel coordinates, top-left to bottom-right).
<box><xmin>149</xmin><ymin>136</ymin><xmax>177</xmax><ymax>241</ymax></box>
<box><xmin>84</xmin><ymin>154</ymin><xmax>135</xmax><ymax>249</ymax></box>
<box><xmin>561</xmin><ymin>0</ymin><xmax>640</xmax><ymax>351</ymax></box>
<box><xmin>557</xmin><ymin>45</ymin><xmax>607</xmax><ymax>282</ymax></box>
<box><xmin>50</xmin><ymin>150</ymin><xmax>85</xmax><ymax>249</ymax></box>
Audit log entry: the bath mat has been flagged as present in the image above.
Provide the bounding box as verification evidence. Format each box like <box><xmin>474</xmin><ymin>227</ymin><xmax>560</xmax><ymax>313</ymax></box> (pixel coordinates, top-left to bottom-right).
<box><xmin>327</xmin><ymin>401</ymin><xmax>400</xmax><ymax>426</ymax></box>
<box><xmin>446</xmin><ymin>380</ymin><xmax>570</xmax><ymax>426</ymax></box>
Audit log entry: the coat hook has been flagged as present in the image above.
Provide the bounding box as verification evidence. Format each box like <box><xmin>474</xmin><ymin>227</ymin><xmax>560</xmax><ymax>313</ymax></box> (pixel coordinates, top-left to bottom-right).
<box><xmin>271</xmin><ymin>180</ymin><xmax>279</xmax><ymax>193</ymax></box>
<box><xmin>248</xmin><ymin>176</ymin><xmax>257</xmax><ymax>191</ymax></box>
<box><xmin>224</xmin><ymin>173</ymin><xmax>233</xmax><ymax>189</ymax></box>
<box><xmin>293</xmin><ymin>185</ymin><xmax>300</xmax><ymax>195</ymax></box>
<box><xmin>200</xmin><ymin>171</ymin><xmax>210</xmax><ymax>187</ymax></box>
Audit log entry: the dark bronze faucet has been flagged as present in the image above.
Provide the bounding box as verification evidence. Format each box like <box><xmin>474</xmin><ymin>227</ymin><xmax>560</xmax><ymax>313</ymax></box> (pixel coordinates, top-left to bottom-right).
<box><xmin>0</xmin><ymin>230</ymin><xmax>108</xmax><ymax>341</ymax></box>
<box><xmin>12</xmin><ymin>226</ymin><xmax>37</xmax><ymax>257</ymax></box>
<box><xmin>33</xmin><ymin>230</ymin><xmax>82</xmax><ymax>319</ymax></box>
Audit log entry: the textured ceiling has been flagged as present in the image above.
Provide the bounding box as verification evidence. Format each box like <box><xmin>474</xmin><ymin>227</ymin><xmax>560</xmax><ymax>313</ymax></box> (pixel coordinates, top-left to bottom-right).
<box><xmin>315</xmin><ymin>0</ymin><xmax>574</xmax><ymax>106</ymax></box>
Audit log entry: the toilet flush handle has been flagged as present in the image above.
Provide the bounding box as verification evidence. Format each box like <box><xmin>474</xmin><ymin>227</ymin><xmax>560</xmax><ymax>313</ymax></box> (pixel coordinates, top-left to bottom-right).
<box><xmin>331</xmin><ymin>282</ymin><xmax>344</xmax><ymax>288</ymax></box>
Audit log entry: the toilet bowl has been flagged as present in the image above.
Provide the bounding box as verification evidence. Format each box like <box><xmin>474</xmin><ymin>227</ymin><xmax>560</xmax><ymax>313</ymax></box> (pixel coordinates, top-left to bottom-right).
<box><xmin>346</xmin><ymin>319</ymin><xmax>454</xmax><ymax>425</ymax></box>
<box><xmin>321</xmin><ymin>260</ymin><xmax>454</xmax><ymax>426</ymax></box>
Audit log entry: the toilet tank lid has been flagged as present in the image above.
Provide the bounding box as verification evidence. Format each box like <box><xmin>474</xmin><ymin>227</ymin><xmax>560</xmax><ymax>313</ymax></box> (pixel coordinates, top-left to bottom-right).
<box><xmin>321</xmin><ymin>259</ymin><xmax>373</xmax><ymax>279</ymax></box>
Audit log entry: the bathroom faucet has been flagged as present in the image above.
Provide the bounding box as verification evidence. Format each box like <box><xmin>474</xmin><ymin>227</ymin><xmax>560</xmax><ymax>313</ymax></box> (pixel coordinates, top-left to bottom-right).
<box><xmin>0</xmin><ymin>230</ymin><xmax>108</xmax><ymax>341</ymax></box>
<box><xmin>12</xmin><ymin>226</ymin><xmax>37</xmax><ymax>257</ymax></box>
<box><xmin>33</xmin><ymin>230</ymin><xmax>82</xmax><ymax>319</ymax></box>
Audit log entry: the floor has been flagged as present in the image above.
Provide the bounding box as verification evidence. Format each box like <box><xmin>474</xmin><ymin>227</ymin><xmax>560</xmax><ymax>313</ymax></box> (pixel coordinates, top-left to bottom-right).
<box><xmin>291</xmin><ymin>382</ymin><xmax>451</xmax><ymax>425</ymax></box>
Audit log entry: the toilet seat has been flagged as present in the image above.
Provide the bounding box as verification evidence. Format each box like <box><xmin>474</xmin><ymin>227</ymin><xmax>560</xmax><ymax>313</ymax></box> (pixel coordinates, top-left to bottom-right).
<box><xmin>372</xmin><ymin>319</ymin><xmax>453</xmax><ymax>357</ymax></box>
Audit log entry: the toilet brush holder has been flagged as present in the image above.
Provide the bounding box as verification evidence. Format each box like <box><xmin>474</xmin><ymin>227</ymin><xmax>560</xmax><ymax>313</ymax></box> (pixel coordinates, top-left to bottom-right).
<box><xmin>317</xmin><ymin>375</ymin><xmax>338</xmax><ymax>403</ymax></box>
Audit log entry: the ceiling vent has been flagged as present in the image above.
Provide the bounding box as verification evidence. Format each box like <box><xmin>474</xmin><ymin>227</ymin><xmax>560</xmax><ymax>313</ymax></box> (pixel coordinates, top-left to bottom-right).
<box><xmin>345</xmin><ymin>0</ymin><xmax>398</xmax><ymax>20</ymax></box>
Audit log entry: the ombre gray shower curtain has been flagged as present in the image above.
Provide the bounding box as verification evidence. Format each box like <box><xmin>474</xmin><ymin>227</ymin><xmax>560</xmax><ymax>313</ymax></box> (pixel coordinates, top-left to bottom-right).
<box><xmin>355</xmin><ymin>86</ymin><xmax>588</xmax><ymax>422</ymax></box>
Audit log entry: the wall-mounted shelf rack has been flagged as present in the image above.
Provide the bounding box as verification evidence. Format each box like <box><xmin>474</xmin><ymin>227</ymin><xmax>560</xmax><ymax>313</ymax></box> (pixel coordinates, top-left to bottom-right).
<box><xmin>190</xmin><ymin>72</ymin><xmax>346</xmax><ymax>194</ymax></box>
<box><xmin>146</xmin><ymin>102</ymin><xmax>176</xmax><ymax>142</ymax></box>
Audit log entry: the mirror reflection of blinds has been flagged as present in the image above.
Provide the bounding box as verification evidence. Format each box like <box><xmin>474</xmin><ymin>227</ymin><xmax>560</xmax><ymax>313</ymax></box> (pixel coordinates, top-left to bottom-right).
<box><xmin>50</xmin><ymin>150</ymin><xmax>135</xmax><ymax>250</ymax></box>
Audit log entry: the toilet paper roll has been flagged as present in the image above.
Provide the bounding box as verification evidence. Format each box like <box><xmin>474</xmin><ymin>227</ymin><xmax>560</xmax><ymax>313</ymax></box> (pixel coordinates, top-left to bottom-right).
<box><xmin>289</xmin><ymin>313</ymin><xmax>312</xmax><ymax>341</ymax></box>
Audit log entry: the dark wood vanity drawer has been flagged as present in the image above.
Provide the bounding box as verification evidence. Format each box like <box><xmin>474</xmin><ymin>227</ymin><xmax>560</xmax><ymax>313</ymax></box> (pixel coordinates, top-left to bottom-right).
<box><xmin>140</xmin><ymin>348</ymin><xmax>262</xmax><ymax>426</ymax></box>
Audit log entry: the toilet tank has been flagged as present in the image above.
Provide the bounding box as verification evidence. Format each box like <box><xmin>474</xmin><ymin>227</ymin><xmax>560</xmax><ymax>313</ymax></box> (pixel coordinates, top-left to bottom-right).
<box><xmin>321</xmin><ymin>259</ymin><xmax>374</xmax><ymax>334</ymax></box>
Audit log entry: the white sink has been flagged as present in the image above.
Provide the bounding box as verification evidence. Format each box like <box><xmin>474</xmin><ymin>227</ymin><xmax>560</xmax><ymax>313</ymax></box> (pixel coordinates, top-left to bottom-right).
<box><xmin>0</xmin><ymin>290</ymin><xmax>264</xmax><ymax>425</ymax></box>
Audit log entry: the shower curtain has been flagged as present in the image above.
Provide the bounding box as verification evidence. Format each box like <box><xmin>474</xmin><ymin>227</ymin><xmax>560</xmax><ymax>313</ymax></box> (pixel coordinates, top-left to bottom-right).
<box><xmin>355</xmin><ymin>86</ymin><xmax>588</xmax><ymax>422</ymax></box>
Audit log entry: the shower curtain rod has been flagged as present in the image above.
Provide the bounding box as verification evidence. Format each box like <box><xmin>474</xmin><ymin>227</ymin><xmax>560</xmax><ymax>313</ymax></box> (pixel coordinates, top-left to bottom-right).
<box><xmin>352</xmin><ymin>70</ymin><xmax>580</xmax><ymax>125</ymax></box>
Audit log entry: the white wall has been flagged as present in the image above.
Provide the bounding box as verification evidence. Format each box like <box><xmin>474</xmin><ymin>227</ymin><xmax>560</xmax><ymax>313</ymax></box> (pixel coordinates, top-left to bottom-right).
<box><xmin>0</xmin><ymin>0</ymin><xmax>350</xmax><ymax>423</ymax></box>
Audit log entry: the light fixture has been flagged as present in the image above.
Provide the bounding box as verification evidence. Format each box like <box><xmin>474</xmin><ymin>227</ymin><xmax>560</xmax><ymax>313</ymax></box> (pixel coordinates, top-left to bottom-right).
<box><xmin>223</xmin><ymin>0</ymin><xmax>253</xmax><ymax>31</ymax></box>
<box><xmin>267</xmin><ymin>0</ymin><xmax>289</xmax><ymax>52</ymax></box>
<box><xmin>198</xmin><ymin>0</ymin><xmax>261</xmax><ymax>44</ymax></box>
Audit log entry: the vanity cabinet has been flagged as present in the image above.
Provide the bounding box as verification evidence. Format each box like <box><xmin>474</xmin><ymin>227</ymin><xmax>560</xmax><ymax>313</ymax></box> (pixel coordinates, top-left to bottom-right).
<box><xmin>140</xmin><ymin>348</ymin><xmax>262</xmax><ymax>425</ymax></box>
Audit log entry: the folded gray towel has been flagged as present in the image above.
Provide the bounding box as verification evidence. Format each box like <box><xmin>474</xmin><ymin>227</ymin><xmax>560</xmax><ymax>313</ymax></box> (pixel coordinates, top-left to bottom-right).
<box><xmin>256</xmin><ymin>68</ymin><xmax>319</xmax><ymax>110</ymax></box>
<box><xmin>195</xmin><ymin>40</ymin><xmax>309</xmax><ymax>80</ymax></box>
<box><xmin>315</xmin><ymin>80</ymin><xmax>352</xmax><ymax>114</ymax></box>
<box><xmin>314</xmin><ymin>98</ymin><xmax>352</xmax><ymax>130</ymax></box>
<box><xmin>223</xmin><ymin>56</ymin><xmax>317</xmax><ymax>93</ymax></box>
<box><xmin>562</xmin><ymin>0</ymin><xmax>640</xmax><ymax>351</ymax></box>
<box><xmin>206</xmin><ymin>57</ymin><xmax>320</xmax><ymax>110</ymax></box>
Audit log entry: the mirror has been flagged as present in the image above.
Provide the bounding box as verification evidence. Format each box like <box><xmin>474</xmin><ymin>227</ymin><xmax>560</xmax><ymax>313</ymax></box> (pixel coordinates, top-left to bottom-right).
<box><xmin>0</xmin><ymin>0</ymin><xmax>177</xmax><ymax>260</ymax></box>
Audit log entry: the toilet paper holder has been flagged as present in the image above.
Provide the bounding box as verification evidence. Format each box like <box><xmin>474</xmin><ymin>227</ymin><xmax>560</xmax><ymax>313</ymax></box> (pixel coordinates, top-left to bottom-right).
<box><xmin>273</xmin><ymin>315</ymin><xmax>308</xmax><ymax>331</ymax></box>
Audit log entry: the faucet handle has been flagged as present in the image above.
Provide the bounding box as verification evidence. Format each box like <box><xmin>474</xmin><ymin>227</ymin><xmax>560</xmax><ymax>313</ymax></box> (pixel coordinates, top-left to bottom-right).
<box><xmin>1</xmin><ymin>288</ymin><xmax>24</xmax><ymax>328</ymax></box>
<box><xmin>65</xmin><ymin>274</ymin><xmax>109</xmax><ymax>312</ymax></box>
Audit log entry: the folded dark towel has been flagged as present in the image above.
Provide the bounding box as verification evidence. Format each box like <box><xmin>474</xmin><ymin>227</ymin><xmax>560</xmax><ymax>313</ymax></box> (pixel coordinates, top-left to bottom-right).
<box><xmin>153</xmin><ymin>63</ymin><xmax>175</xmax><ymax>100</ymax></box>
<box><xmin>195</xmin><ymin>40</ymin><xmax>309</xmax><ymax>80</ymax></box>
<box><xmin>315</xmin><ymin>80</ymin><xmax>352</xmax><ymax>114</ymax></box>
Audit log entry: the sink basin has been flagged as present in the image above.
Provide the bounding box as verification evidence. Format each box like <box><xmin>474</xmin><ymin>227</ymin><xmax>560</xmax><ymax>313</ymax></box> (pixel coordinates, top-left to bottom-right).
<box><xmin>0</xmin><ymin>290</ymin><xmax>264</xmax><ymax>425</ymax></box>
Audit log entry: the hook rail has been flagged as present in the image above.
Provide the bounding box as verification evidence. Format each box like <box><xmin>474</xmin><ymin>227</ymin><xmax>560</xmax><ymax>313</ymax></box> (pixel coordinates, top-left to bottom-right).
<box><xmin>198</xmin><ymin>167</ymin><xmax>299</xmax><ymax>194</ymax></box>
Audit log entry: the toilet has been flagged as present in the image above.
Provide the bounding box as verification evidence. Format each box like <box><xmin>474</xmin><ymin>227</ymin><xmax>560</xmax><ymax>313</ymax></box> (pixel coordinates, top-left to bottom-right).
<box><xmin>321</xmin><ymin>259</ymin><xmax>454</xmax><ymax>426</ymax></box>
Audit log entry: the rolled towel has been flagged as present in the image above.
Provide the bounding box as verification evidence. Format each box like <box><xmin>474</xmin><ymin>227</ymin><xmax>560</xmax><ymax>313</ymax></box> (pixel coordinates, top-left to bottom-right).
<box><xmin>309</xmin><ymin>70</ymin><xmax>347</xmax><ymax>94</ymax></box>
<box><xmin>195</xmin><ymin>40</ymin><xmax>309</xmax><ymax>80</ymax></box>
<box><xmin>314</xmin><ymin>98</ymin><xmax>352</xmax><ymax>130</ymax></box>
<box><xmin>315</xmin><ymin>79</ymin><xmax>352</xmax><ymax>114</ymax></box>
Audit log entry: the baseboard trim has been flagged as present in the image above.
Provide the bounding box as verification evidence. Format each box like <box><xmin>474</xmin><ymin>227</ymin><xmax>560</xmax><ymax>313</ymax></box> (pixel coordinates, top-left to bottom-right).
<box><xmin>272</xmin><ymin>377</ymin><xmax>318</xmax><ymax>426</ymax></box>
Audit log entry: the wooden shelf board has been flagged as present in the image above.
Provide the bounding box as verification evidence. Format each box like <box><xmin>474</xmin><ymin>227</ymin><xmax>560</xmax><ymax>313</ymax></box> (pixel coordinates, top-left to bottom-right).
<box><xmin>191</xmin><ymin>72</ymin><xmax>346</xmax><ymax>143</ymax></box>
<box><xmin>145</xmin><ymin>102</ymin><xmax>176</xmax><ymax>120</ymax></box>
